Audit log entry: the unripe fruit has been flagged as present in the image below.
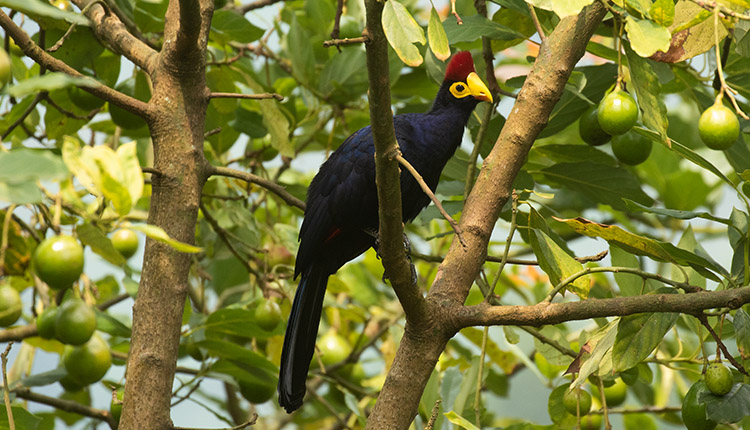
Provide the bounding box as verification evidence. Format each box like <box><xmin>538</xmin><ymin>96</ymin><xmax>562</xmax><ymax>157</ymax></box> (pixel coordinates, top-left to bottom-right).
<box><xmin>612</xmin><ymin>131</ymin><xmax>652</xmax><ymax>165</ymax></box>
<box><xmin>598</xmin><ymin>90</ymin><xmax>638</xmax><ymax>135</ymax></box>
<box><xmin>698</xmin><ymin>103</ymin><xmax>740</xmax><ymax>150</ymax></box>
<box><xmin>34</xmin><ymin>235</ymin><xmax>84</xmax><ymax>290</ymax></box>
<box><xmin>579</xmin><ymin>106</ymin><xmax>611</xmax><ymax>146</ymax></box>
<box><xmin>682</xmin><ymin>381</ymin><xmax>717</xmax><ymax>430</ymax></box>
<box><xmin>562</xmin><ymin>387</ymin><xmax>592</xmax><ymax>416</ymax></box>
<box><xmin>36</xmin><ymin>306</ymin><xmax>58</xmax><ymax>339</ymax></box>
<box><xmin>705</xmin><ymin>362</ymin><xmax>733</xmax><ymax>396</ymax></box>
<box><xmin>254</xmin><ymin>298</ymin><xmax>282</xmax><ymax>331</ymax></box>
<box><xmin>111</xmin><ymin>229</ymin><xmax>139</xmax><ymax>259</ymax></box>
<box><xmin>0</xmin><ymin>47</ymin><xmax>11</xmax><ymax>89</ymax></box>
<box><xmin>238</xmin><ymin>378</ymin><xmax>275</xmax><ymax>404</ymax></box>
<box><xmin>55</xmin><ymin>298</ymin><xmax>96</xmax><ymax>345</ymax></box>
<box><xmin>319</xmin><ymin>330</ymin><xmax>352</xmax><ymax>366</ymax></box>
<box><xmin>0</xmin><ymin>285</ymin><xmax>22</xmax><ymax>327</ymax></box>
<box><xmin>63</xmin><ymin>334</ymin><xmax>112</xmax><ymax>385</ymax></box>
<box><xmin>110</xmin><ymin>388</ymin><xmax>124</xmax><ymax>422</ymax></box>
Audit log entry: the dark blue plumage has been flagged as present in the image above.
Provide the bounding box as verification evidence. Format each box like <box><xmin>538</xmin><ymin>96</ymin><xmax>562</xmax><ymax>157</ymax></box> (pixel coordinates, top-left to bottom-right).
<box><xmin>278</xmin><ymin>51</ymin><xmax>492</xmax><ymax>413</ymax></box>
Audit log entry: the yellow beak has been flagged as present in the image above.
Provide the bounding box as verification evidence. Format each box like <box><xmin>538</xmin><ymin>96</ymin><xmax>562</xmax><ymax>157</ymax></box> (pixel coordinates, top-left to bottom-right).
<box><xmin>466</xmin><ymin>72</ymin><xmax>493</xmax><ymax>103</ymax></box>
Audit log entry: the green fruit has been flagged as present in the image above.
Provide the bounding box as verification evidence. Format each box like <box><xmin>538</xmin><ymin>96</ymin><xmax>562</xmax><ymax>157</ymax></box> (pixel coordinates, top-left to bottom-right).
<box><xmin>598</xmin><ymin>90</ymin><xmax>638</xmax><ymax>135</ymax></box>
<box><xmin>611</xmin><ymin>130</ymin><xmax>652</xmax><ymax>165</ymax></box>
<box><xmin>319</xmin><ymin>330</ymin><xmax>352</xmax><ymax>366</ymax></box>
<box><xmin>111</xmin><ymin>229</ymin><xmax>139</xmax><ymax>259</ymax></box>
<box><xmin>254</xmin><ymin>298</ymin><xmax>282</xmax><ymax>331</ymax></box>
<box><xmin>682</xmin><ymin>381</ymin><xmax>718</xmax><ymax>430</ymax></box>
<box><xmin>67</xmin><ymin>86</ymin><xmax>105</xmax><ymax>111</ymax></box>
<box><xmin>580</xmin><ymin>413</ymin><xmax>603</xmax><ymax>430</ymax></box>
<box><xmin>63</xmin><ymin>334</ymin><xmax>112</xmax><ymax>385</ymax></box>
<box><xmin>0</xmin><ymin>285</ymin><xmax>22</xmax><ymax>327</ymax></box>
<box><xmin>55</xmin><ymin>298</ymin><xmax>96</xmax><ymax>345</ymax></box>
<box><xmin>0</xmin><ymin>47</ymin><xmax>10</xmax><ymax>89</ymax></box>
<box><xmin>238</xmin><ymin>378</ymin><xmax>275</xmax><ymax>404</ymax></box>
<box><xmin>110</xmin><ymin>388</ymin><xmax>124</xmax><ymax>422</ymax></box>
<box><xmin>705</xmin><ymin>362</ymin><xmax>733</xmax><ymax>396</ymax></box>
<box><xmin>599</xmin><ymin>378</ymin><xmax>627</xmax><ymax>407</ymax></box>
<box><xmin>579</xmin><ymin>106</ymin><xmax>611</xmax><ymax>146</ymax></box>
<box><xmin>267</xmin><ymin>245</ymin><xmax>294</xmax><ymax>267</ymax></box>
<box><xmin>34</xmin><ymin>235</ymin><xmax>84</xmax><ymax>290</ymax></box>
<box><xmin>562</xmin><ymin>388</ymin><xmax>592</xmax><ymax>416</ymax></box>
<box><xmin>698</xmin><ymin>103</ymin><xmax>740</xmax><ymax>150</ymax></box>
<box><xmin>36</xmin><ymin>306</ymin><xmax>58</xmax><ymax>339</ymax></box>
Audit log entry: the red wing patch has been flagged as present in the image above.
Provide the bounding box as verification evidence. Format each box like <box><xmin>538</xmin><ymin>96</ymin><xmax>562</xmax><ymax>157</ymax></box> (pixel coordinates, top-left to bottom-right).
<box><xmin>324</xmin><ymin>227</ymin><xmax>342</xmax><ymax>243</ymax></box>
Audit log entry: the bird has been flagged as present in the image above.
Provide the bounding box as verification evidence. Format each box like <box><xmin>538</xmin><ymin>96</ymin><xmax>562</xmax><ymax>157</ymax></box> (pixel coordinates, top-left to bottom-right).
<box><xmin>278</xmin><ymin>51</ymin><xmax>493</xmax><ymax>413</ymax></box>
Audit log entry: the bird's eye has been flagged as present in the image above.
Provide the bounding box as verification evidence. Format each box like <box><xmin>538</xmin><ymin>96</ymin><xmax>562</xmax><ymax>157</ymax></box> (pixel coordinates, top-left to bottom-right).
<box><xmin>449</xmin><ymin>82</ymin><xmax>470</xmax><ymax>98</ymax></box>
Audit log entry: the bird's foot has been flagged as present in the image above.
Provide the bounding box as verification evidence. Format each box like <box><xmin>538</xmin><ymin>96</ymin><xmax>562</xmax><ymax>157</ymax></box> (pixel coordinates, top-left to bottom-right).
<box><xmin>376</xmin><ymin>233</ymin><xmax>417</xmax><ymax>286</ymax></box>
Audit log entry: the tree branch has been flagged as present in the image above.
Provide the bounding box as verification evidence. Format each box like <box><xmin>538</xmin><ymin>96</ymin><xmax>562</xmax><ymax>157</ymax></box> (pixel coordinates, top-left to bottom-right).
<box><xmin>458</xmin><ymin>287</ymin><xmax>750</xmax><ymax>329</ymax></box>
<box><xmin>71</xmin><ymin>0</ymin><xmax>158</xmax><ymax>73</ymax></box>
<box><xmin>363</xmin><ymin>0</ymin><xmax>427</xmax><ymax>324</ymax></box>
<box><xmin>238</xmin><ymin>0</ymin><xmax>284</xmax><ymax>14</ymax></box>
<box><xmin>0</xmin><ymin>11</ymin><xmax>154</xmax><ymax>120</ymax></box>
<box><xmin>208</xmin><ymin>165</ymin><xmax>305</xmax><ymax>211</ymax></box>
<box><xmin>13</xmin><ymin>387</ymin><xmax>117</xmax><ymax>429</ymax></box>
<box><xmin>176</xmin><ymin>0</ymin><xmax>203</xmax><ymax>55</ymax></box>
<box><xmin>209</xmin><ymin>92</ymin><xmax>283</xmax><ymax>100</ymax></box>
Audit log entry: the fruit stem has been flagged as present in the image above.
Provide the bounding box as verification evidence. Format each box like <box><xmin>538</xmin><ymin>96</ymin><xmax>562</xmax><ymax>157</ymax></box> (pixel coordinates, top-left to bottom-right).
<box><xmin>712</xmin><ymin>6</ymin><xmax>749</xmax><ymax>119</ymax></box>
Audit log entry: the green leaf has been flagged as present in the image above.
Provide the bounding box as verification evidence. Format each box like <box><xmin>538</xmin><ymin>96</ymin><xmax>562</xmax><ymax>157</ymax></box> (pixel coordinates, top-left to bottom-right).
<box><xmin>650</xmin><ymin>0</ymin><xmax>675</xmax><ymax>26</ymax></box>
<box><xmin>490</xmin><ymin>7</ymin><xmax>536</xmax><ymax>52</ymax></box>
<box><xmin>613</xmin><ymin>307</ymin><xmax>679</xmax><ymax>371</ymax></box>
<box><xmin>4</xmin><ymin>73</ymin><xmax>94</xmax><ymax>98</ymax></box>
<box><xmin>16</xmin><ymin>367</ymin><xmax>66</xmax><ymax>388</ymax></box>
<box><xmin>534</xmin><ymin>326</ymin><xmax>573</xmax><ymax>367</ymax></box>
<box><xmin>116</xmin><ymin>141</ymin><xmax>144</xmax><ymax>207</ymax></box>
<box><xmin>525</xmin><ymin>0</ymin><xmax>595</xmax><ymax>17</ymax></box>
<box><xmin>610</xmin><ymin>245</ymin><xmax>642</xmax><ymax>296</ymax></box>
<box><xmin>623</xmin><ymin>413</ymin><xmax>658</xmax><ymax>430</ymax></box>
<box><xmin>76</xmin><ymin>222</ymin><xmax>127</xmax><ymax>266</ymax></box>
<box><xmin>625</xmin><ymin>45</ymin><xmax>669</xmax><ymax>145</ymax></box>
<box><xmin>529</xmin><ymin>229</ymin><xmax>590</xmax><ymax>298</ymax></box>
<box><xmin>0</xmin><ymin>148</ymin><xmax>68</xmax><ymax>183</ymax></box>
<box><xmin>244</xmin><ymin>75</ymin><xmax>293</xmax><ymax>157</ymax></box>
<box><xmin>625</xmin><ymin>17</ymin><xmax>671</xmax><ymax>58</ymax></box>
<box><xmin>287</xmin><ymin>16</ymin><xmax>316</xmax><ymax>85</ymax></box>
<box><xmin>382</xmin><ymin>0</ymin><xmax>425</xmax><ymax>66</ymax></box>
<box><xmin>701</xmin><ymin>384</ymin><xmax>750</xmax><ymax>423</ymax></box>
<box><xmin>668</xmin><ymin>1</ymin><xmax>725</xmax><ymax>62</ymax></box>
<box><xmin>554</xmin><ymin>217</ymin><xmax>724</xmax><ymax>280</ymax></box>
<box><xmin>428</xmin><ymin>7</ymin><xmax>450</xmax><ymax>61</ymax></box>
<box><xmin>0</xmin><ymin>406</ymin><xmax>43</xmax><ymax>430</ymax></box>
<box><xmin>129</xmin><ymin>224</ymin><xmax>202</xmax><ymax>253</ymax></box>
<box><xmin>735</xmin><ymin>309</ymin><xmax>750</xmax><ymax>360</ymax></box>
<box><xmin>0</xmin><ymin>0</ymin><xmax>89</xmax><ymax>26</ymax></box>
<box><xmin>443</xmin><ymin>411</ymin><xmax>480</xmax><ymax>430</ymax></box>
<box><xmin>461</xmin><ymin>327</ymin><xmax>516</xmax><ymax>373</ymax></box>
<box><xmin>539</xmin><ymin>162</ymin><xmax>653</xmax><ymax>211</ymax></box>
<box><xmin>98</xmin><ymin>160</ymin><xmax>132</xmax><ymax>216</ymax></box>
<box><xmin>199</xmin><ymin>338</ymin><xmax>278</xmax><ymax>374</ymax></box>
<box><xmin>210</xmin><ymin>9</ymin><xmax>263</xmax><ymax>45</ymax></box>
<box><xmin>623</xmin><ymin>200</ymin><xmax>732</xmax><ymax>228</ymax></box>
<box><xmin>95</xmin><ymin>310</ymin><xmax>132</xmax><ymax>337</ymax></box>
<box><xmin>318</xmin><ymin>48</ymin><xmax>369</xmax><ymax>102</ymax></box>
<box><xmin>570</xmin><ymin>320</ymin><xmax>618</xmax><ymax>388</ymax></box>
<box><xmin>443</xmin><ymin>14</ymin><xmax>523</xmax><ymax>44</ymax></box>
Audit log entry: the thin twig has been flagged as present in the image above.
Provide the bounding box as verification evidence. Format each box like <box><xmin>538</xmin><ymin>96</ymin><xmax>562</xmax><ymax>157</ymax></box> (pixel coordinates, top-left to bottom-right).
<box><xmin>209</xmin><ymin>92</ymin><xmax>283</xmax><ymax>101</ymax></box>
<box><xmin>331</xmin><ymin>0</ymin><xmax>344</xmax><ymax>40</ymax></box>
<box><xmin>394</xmin><ymin>154</ymin><xmax>465</xmax><ymax>247</ymax></box>
<box><xmin>486</xmin><ymin>191</ymin><xmax>518</xmax><ymax>302</ymax></box>
<box><xmin>1</xmin><ymin>94</ymin><xmax>43</xmax><ymax>140</ymax></box>
<box><xmin>198</xmin><ymin>200</ymin><xmax>260</xmax><ymax>279</ymax></box>
<box><xmin>173</xmin><ymin>414</ymin><xmax>258</xmax><ymax>430</ymax></box>
<box><xmin>450</xmin><ymin>0</ymin><xmax>462</xmax><ymax>24</ymax></box>
<box><xmin>528</xmin><ymin>3</ymin><xmax>546</xmax><ymax>44</ymax></box>
<box><xmin>411</xmin><ymin>249</ymin><xmax>608</xmax><ymax>266</ymax></box>
<box><xmin>13</xmin><ymin>386</ymin><xmax>116</xmax><ymax>429</ymax></box>
<box><xmin>208</xmin><ymin>165</ymin><xmax>305</xmax><ymax>211</ymax></box>
<box><xmin>323</xmin><ymin>36</ymin><xmax>369</xmax><ymax>48</ymax></box>
<box><xmin>696</xmin><ymin>314</ymin><xmax>748</xmax><ymax>376</ymax></box>
<box><xmin>424</xmin><ymin>400</ymin><xmax>441</xmax><ymax>430</ymax></box>
<box><xmin>1</xmin><ymin>343</ymin><xmax>15</xmax><ymax>430</ymax></box>
<box><xmin>239</xmin><ymin>0</ymin><xmax>284</xmax><ymax>14</ymax></box>
<box><xmin>0</xmin><ymin>205</ymin><xmax>16</xmax><ymax>276</ymax></box>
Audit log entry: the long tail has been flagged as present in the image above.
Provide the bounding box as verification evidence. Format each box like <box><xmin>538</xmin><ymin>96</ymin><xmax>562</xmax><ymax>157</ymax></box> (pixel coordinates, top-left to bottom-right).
<box><xmin>278</xmin><ymin>265</ymin><xmax>329</xmax><ymax>413</ymax></box>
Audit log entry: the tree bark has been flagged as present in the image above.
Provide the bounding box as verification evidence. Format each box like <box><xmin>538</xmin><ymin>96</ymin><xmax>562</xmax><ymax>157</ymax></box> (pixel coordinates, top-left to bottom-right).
<box><xmin>118</xmin><ymin>0</ymin><xmax>213</xmax><ymax>429</ymax></box>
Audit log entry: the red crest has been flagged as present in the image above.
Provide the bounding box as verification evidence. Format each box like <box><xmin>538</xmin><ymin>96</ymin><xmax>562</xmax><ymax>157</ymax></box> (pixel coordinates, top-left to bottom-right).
<box><xmin>444</xmin><ymin>51</ymin><xmax>476</xmax><ymax>82</ymax></box>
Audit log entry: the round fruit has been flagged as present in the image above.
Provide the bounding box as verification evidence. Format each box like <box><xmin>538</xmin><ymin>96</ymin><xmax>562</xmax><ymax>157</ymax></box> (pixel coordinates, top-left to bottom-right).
<box><xmin>598</xmin><ymin>90</ymin><xmax>639</xmax><ymax>135</ymax></box>
<box><xmin>600</xmin><ymin>378</ymin><xmax>627</xmax><ymax>407</ymax></box>
<box><xmin>0</xmin><ymin>285</ymin><xmax>22</xmax><ymax>327</ymax></box>
<box><xmin>267</xmin><ymin>244</ymin><xmax>294</xmax><ymax>267</ymax></box>
<box><xmin>63</xmin><ymin>334</ymin><xmax>112</xmax><ymax>385</ymax></box>
<box><xmin>36</xmin><ymin>306</ymin><xmax>58</xmax><ymax>339</ymax></box>
<box><xmin>34</xmin><ymin>235</ymin><xmax>84</xmax><ymax>290</ymax></box>
<box><xmin>682</xmin><ymin>381</ymin><xmax>718</xmax><ymax>430</ymax></box>
<box><xmin>111</xmin><ymin>229</ymin><xmax>139</xmax><ymax>259</ymax></box>
<box><xmin>55</xmin><ymin>298</ymin><xmax>96</xmax><ymax>345</ymax></box>
<box><xmin>67</xmin><ymin>86</ymin><xmax>105</xmax><ymax>111</ymax></box>
<box><xmin>0</xmin><ymin>47</ymin><xmax>11</xmax><ymax>90</ymax></box>
<box><xmin>705</xmin><ymin>362</ymin><xmax>733</xmax><ymax>396</ymax></box>
<box><xmin>579</xmin><ymin>106</ymin><xmax>611</xmax><ymax>146</ymax></box>
<box><xmin>611</xmin><ymin>131</ymin><xmax>652</xmax><ymax>165</ymax></box>
<box><xmin>580</xmin><ymin>413</ymin><xmax>603</xmax><ymax>430</ymax></box>
<box><xmin>110</xmin><ymin>388</ymin><xmax>124</xmax><ymax>422</ymax></box>
<box><xmin>698</xmin><ymin>103</ymin><xmax>740</xmax><ymax>150</ymax></box>
<box><xmin>58</xmin><ymin>374</ymin><xmax>85</xmax><ymax>392</ymax></box>
<box><xmin>238</xmin><ymin>378</ymin><xmax>275</xmax><ymax>404</ymax></box>
<box><xmin>562</xmin><ymin>388</ymin><xmax>592</xmax><ymax>416</ymax></box>
<box><xmin>254</xmin><ymin>298</ymin><xmax>282</xmax><ymax>331</ymax></box>
<box><xmin>319</xmin><ymin>330</ymin><xmax>352</xmax><ymax>366</ymax></box>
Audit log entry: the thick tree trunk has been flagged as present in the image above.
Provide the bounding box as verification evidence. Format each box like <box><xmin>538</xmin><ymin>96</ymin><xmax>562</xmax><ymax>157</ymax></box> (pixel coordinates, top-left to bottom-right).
<box><xmin>119</xmin><ymin>0</ymin><xmax>213</xmax><ymax>428</ymax></box>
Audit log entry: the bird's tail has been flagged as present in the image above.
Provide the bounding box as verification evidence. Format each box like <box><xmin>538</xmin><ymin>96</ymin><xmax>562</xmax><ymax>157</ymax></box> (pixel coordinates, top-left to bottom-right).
<box><xmin>278</xmin><ymin>265</ymin><xmax>329</xmax><ymax>413</ymax></box>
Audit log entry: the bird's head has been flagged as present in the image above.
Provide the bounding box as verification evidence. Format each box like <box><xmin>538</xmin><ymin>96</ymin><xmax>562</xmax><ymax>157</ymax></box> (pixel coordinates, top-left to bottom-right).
<box><xmin>443</xmin><ymin>51</ymin><xmax>493</xmax><ymax>104</ymax></box>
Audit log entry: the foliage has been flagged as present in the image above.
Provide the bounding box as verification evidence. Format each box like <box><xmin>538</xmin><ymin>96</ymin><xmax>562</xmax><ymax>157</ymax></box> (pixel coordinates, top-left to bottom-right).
<box><xmin>0</xmin><ymin>0</ymin><xmax>749</xmax><ymax>429</ymax></box>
